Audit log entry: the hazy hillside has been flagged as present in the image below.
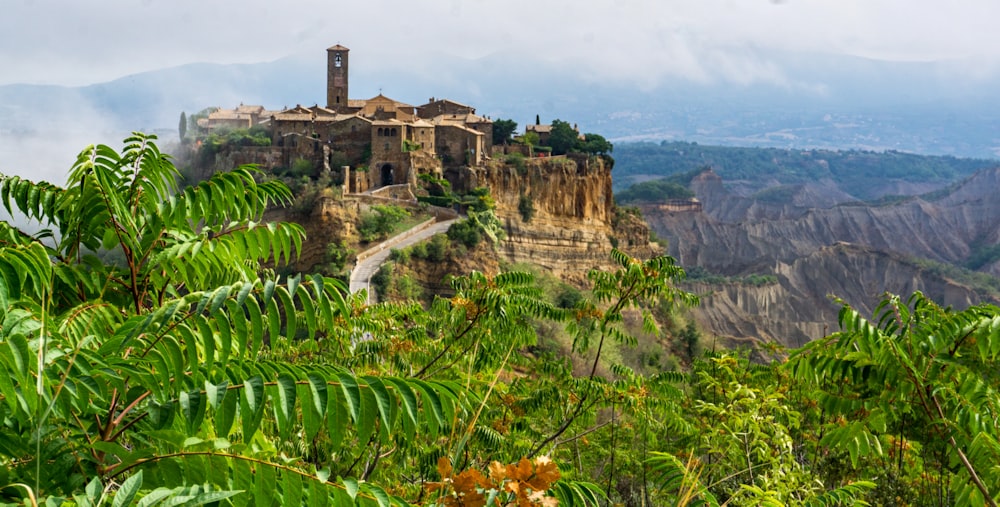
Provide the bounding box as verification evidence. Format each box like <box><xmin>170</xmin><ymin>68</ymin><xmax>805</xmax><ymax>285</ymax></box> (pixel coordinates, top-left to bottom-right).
<box><xmin>613</xmin><ymin>141</ymin><xmax>997</xmax><ymax>198</ymax></box>
<box><xmin>631</xmin><ymin>152</ymin><xmax>1000</xmax><ymax>346</ymax></box>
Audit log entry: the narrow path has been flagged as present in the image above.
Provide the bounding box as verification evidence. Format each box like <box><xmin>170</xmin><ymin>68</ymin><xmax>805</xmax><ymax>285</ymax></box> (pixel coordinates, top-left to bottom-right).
<box><xmin>349</xmin><ymin>218</ymin><xmax>459</xmax><ymax>301</ymax></box>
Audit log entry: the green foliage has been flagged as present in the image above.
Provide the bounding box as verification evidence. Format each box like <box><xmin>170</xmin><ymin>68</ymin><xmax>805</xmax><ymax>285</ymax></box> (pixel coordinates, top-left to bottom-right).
<box><xmin>493</xmin><ymin>119</ymin><xmax>518</xmax><ymax>146</ymax></box>
<box><xmin>520</xmin><ymin>131</ymin><xmax>540</xmax><ymax>155</ymax></box>
<box><xmin>357</xmin><ymin>204</ymin><xmax>410</xmax><ymax>243</ymax></box>
<box><xmin>13</xmin><ymin>133</ymin><xmax>999</xmax><ymax>506</ymax></box>
<box><xmin>325</xmin><ymin>239</ymin><xmax>354</xmax><ymax>273</ymax></box>
<box><xmin>908</xmin><ymin>255</ymin><xmax>1000</xmax><ymax>298</ymax></box>
<box><xmin>178</xmin><ymin>111</ymin><xmax>187</xmax><ymax>141</ymax></box>
<box><xmin>576</xmin><ymin>133</ymin><xmax>613</xmax><ymax>155</ymax></box>
<box><xmin>505</xmin><ymin>152</ymin><xmax>527</xmax><ymax>176</ymax></box>
<box><xmin>403</xmin><ymin>139</ymin><xmax>421</xmax><ymax>152</ymax></box>
<box><xmin>425</xmin><ymin>233</ymin><xmax>449</xmax><ymax>262</ymax></box>
<box><xmin>449</xmin><ymin>187</ymin><xmax>505</xmax><ymax>247</ymax></box>
<box><xmin>417</xmin><ymin>174</ymin><xmax>456</xmax><ymax>208</ymax></box>
<box><xmin>616</xmin><ymin>178</ymin><xmax>695</xmax><ymax>204</ymax></box>
<box><xmin>371</xmin><ymin>262</ymin><xmax>392</xmax><ymax>297</ymax></box>
<box><xmin>0</xmin><ymin>133</ymin><xmax>625</xmax><ymax>506</ymax></box>
<box><xmin>201</xmin><ymin>126</ymin><xmax>271</xmax><ymax>153</ymax></box>
<box><xmin>289</xmin><ymin>157</ymin><xmax>315</xmax><ymax>177</ymax></box>
<box><xmin>965</xmin><ymin>240</ymin><xmax>1000</xmax><ymax>271</ymax></box>
<box><xmin>518</xmin><ymin>193</ymin><xmax>535</xmax><ymax>223</ymax></box>
<box><xmin>548</xmin><ymin>119</ymin><xmax>579</xmax><ymax>156</ymax></box>
<box><xmin>788</xmin><ymin>292</ymin><xmax>1000</xmax><ymax>505</ymax></box>
<box><xmin>447</xmin><ymin>219</ymin><xmax>482</xmax><ymax>248</ymax></box>
<box><xmin>684</xmin><ymin>267</ymin><xmax>778</xmax><ymax>286</ymax></box>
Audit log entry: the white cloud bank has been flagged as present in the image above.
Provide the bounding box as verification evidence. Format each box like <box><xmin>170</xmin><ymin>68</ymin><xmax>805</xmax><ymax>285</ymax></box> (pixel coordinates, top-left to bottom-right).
<box><xmin>3</xmin><ymin>0</ymin><xmax>1000</xmax><ymax>88</ymax></box>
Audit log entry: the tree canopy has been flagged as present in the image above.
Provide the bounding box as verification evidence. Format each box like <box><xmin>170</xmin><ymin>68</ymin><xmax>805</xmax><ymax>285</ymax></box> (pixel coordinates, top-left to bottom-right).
<box><xmin>548</xmin><ymin>119</ymin><xmax>579</xmax><ymax>156</ymax></box>
<box><xmin>492</xmin><ymin>119</ymin><xmax>518</xmax><ymax>146</ymax></box>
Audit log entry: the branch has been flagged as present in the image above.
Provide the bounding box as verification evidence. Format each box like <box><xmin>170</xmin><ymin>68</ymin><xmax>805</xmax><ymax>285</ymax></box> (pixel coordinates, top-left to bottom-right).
<box><xmin>930</xmin><ymin>393</ymin><xmax>996</xmax><ymax>507</ymax></box>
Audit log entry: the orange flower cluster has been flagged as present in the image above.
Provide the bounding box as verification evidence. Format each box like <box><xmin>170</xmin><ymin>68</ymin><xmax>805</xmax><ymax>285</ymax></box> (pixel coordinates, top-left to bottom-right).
<box><xmin>426</xmin><ymin>456</ymin><xmax>561</xmax><ymax>507</ymax></box>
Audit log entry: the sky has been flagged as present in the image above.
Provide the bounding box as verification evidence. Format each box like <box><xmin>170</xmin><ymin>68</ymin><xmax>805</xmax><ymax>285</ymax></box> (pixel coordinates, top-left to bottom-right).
<box><xmin>3</xmin><ymin>0</ymin><xmax>1000</xmax><ymax>88</ymax></box>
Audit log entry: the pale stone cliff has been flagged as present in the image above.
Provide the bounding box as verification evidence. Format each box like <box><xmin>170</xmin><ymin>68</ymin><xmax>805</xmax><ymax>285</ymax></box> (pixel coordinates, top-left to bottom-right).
<box><xmin>462</xmin><ymin>154</ymin><xmax>657</xmax><ymax>284</ymax></box>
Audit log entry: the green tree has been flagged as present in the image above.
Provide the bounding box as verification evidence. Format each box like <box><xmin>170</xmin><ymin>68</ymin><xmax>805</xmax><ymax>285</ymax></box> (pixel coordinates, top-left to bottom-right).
<box><xmin>578</xmin><ymin>132</ymin><xmax>612</xmax><ymax>155</ymax></box>
<box><xmin>788</xmin><ymin>292</ymin><xmax>1000</xmax><ymax>506</ymax></box>
<box><xmin>493</xmin><ymin>119</ymin><xmax>518</xmax><ymax>146</ymax></box>
<box><xmin>549</xmin><ymin>119</ymin><xmax>578</xmax><ymax>156</ymax></box>
<box><xmin>521</xmin><ymin>131</ymin><xmax>540</xmax><ymax>157</ymax></box>
<box><xmin>179</xmin><ymin>111</ymin><xmax>187</xmax><ymax>142</ymax></box>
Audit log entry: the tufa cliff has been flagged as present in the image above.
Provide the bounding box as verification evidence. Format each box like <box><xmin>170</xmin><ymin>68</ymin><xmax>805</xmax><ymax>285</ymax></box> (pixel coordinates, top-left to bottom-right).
<box><xmin>461</xmin><ymin>154</ymin><xmax>658</xmax><ymax>285</ymax></box>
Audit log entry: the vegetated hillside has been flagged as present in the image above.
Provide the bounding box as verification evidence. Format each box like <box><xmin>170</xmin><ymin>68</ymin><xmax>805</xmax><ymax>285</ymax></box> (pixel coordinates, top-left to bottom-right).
<box><xmin>631</xmin><ymin>154</ymin><xmax>1000</xmax><ymax>347</ymax></box>
<box><xmin>613</xmin><ymin>141</ymin><xmax>996</xmax><ymax>199</ymax></box>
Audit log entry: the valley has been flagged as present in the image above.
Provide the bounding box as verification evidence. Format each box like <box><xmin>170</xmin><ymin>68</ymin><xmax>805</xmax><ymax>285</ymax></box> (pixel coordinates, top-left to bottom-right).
<box><xmin>617</xmin><ymin>142</ymin><xmax>1000</xmax><ymax>348</ymax></box>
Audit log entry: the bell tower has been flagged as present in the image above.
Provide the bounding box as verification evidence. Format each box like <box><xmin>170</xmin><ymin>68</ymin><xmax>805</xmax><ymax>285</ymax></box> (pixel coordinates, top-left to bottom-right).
<box><xmin>327</xmin><ymin>45</ymin><xmax>349</xmax><ymax>110</ymax></box>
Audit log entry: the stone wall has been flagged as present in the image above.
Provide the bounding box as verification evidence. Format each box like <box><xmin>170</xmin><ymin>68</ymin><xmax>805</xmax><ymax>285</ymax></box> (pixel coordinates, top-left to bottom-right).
<box><xmin>435</xmin><ymin>124</ymin><xmax>484</xmax><ymax>168</ymax></box>
<box><xmin>326</xmin><ymin>117</ymin><xmax>371</xmax><ymax>164</ymax></box>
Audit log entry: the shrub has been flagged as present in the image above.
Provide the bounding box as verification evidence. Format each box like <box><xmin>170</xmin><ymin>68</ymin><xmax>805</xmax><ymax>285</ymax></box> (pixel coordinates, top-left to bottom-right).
<box><xmin>409</xmin><ymin>242</ymin><xmax>427</xmax><ymax>260</ymax></box>
<box><xmin>555</xmin><ymin>285</ymin><xmax>584</xmax><ymax>309</ymax></box>
<box><xmin>325</xmin><ymin>240</ymin><xmax>354</xmax><ymax>272</ymax></box>
<box><xmin>389</xmin><ymin>248</ymin><xmax>410</xmax><ymax>264</ymax></box>
<box><xmin>447</xmin><ymin>219</ymin><xmax>481</xmax><ymax>248</ymax></box>
<box><xmin>290</xmin><ymin>158</ymin><xmax>315</xmax><ymax>178</ymax></box>
<box><xmin>371</xmin><ymin>264</ymin><xmax>392</xmax><ymax>297</ymax></box>
<box><xmin>426</xmin><ymin>234</ymin><xmax>449</xmax><ymax>262</ymax></box>
<box><xmin>357</xmin><ymin>204</ymin><xmax>411</xmax><ymax>243</ymax></box>
<box><xmin>518</xmin><ymin>193</ymin><xmax>535</xmax><ymax>223</ymax></box>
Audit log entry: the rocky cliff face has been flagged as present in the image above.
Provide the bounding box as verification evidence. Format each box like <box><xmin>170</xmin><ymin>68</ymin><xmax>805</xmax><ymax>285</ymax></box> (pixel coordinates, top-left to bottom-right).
<box><xmin>644</xmin><ymin>167</ymin><xmax>1000</xmax><ymax>347</ymax></box>
<box><xmin>462</xmin><ymin>155</ymin><xmax>657</xmax><ymax>284</ymax></box>
<box><xmin>690</xmin><ymin>243</ymin><xmax>987</xmax><ymax>348</ymax></box>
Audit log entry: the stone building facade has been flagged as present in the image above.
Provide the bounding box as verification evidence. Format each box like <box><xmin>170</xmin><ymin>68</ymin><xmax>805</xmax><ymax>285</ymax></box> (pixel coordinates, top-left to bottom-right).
<box><xmin>201</xmin><ymin>44</ymin><xmax>494</xmax><ymax>193</ymax></box>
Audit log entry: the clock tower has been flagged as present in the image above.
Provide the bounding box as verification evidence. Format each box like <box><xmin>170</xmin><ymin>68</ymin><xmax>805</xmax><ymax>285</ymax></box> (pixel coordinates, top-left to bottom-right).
<box><xmin>327</xmin><ymin>45</ymin><xmax>349</xmax><ymax>110</ymax></box>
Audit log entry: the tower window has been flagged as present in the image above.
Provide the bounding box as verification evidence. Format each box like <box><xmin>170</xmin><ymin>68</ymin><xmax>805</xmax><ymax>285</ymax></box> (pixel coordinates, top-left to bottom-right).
<box><xmin>335</xmin><ymin>53</ymin><xmax>342</xmax><ymax>68</ymax></box>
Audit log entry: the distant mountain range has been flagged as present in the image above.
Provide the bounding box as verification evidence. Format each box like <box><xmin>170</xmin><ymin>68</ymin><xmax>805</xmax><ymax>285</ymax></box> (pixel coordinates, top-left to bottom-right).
<box><xmin>3</xmin><ymin>48</ymin><xmax>1000</xmax><ymax>167</ymax></box>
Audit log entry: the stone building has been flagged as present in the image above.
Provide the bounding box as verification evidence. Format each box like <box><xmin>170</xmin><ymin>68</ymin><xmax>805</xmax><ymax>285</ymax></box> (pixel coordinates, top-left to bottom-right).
<box><xmin>204</xmin><ymin>44</ymin><xmax>494</xmax><ymax>192</ymax></box>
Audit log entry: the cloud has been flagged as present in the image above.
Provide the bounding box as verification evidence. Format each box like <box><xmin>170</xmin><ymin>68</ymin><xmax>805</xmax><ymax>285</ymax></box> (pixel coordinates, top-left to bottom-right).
<box><xmin>5</xmin><ymin>0</ymin><xmax>1000</xmax><ymax>89</ymax></box>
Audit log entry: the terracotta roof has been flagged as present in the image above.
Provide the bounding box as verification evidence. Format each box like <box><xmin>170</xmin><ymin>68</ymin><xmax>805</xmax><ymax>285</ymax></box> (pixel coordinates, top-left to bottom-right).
<box><xmin>436</xmin><ymin>123</ymin><xmax>483</xmax><ymax>136</ymax></box>
<box><xmin>327</xmin><ymin>44</ymin><xmax>349</xmax><ymax>51</ymax></box>
<box><xmin>411</xmin><ymin>119</ymin><xmax>434</xmax><ymax>127</ymax></box>
<box><xmin>462</xmin><ymin>113</ymin><xmax>490</xmax><ymax>123</ymax></box>
<box><xmin>272</xmin><ymin>112</ymin><xmax>313</xmax><ymax>121</ymax></box>
<box><xmin>235</xmin><ymin>104</ymin><xmax>265</xmax><ymax>114</ymax></box>
<box><xmin>333</xmin><ymin>113</ymin><xmax>370</xmax><ymax>122</ymax></box>
<box><xmin>419</xmin><ymin>98</ymin><xmax>472</xmax><ymax>109</ymax></box>
<box><xmin>366</xmin><ymin>94</ymin><xmax>414</xmax><ymax>109</ymax></box>
<box><xmin>207</xmin><ymin>111</ymin><xmax>246</xmax><ymax>120</ymax></box>
<box><xmin>526</xmin><ymin>124</ymin><xmax>552</xmax><ymax>133</ymax></box>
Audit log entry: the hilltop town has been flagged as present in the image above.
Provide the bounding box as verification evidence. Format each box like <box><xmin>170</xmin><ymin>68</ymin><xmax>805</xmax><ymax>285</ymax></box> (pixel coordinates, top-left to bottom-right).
<box><xmin>191</xmin><ymin>44</ymin><xmax>572</xmax><ymax>194</ymax></box>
